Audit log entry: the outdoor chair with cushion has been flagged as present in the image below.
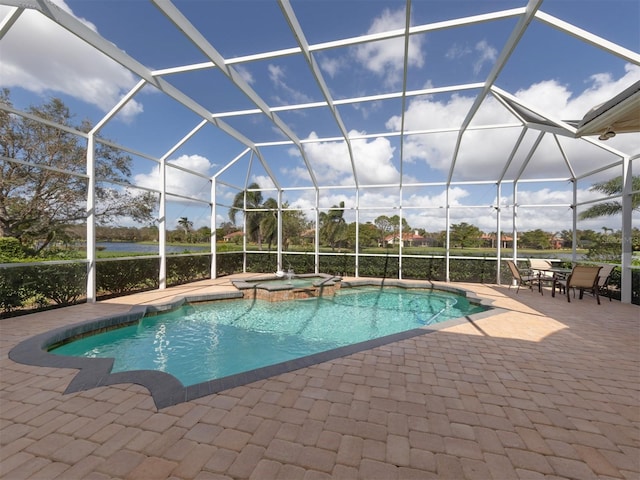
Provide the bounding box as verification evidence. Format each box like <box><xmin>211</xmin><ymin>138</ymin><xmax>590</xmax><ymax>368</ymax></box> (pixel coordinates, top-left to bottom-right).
<box><xmin>507</xmin><ymin>260</ymin><xmax>540</xmax><ymax>294</ymax></box>
<box><xmin>553</xmin><ymin>265</ymin><xmax>602</xmax><ymax>304</ymax></box>
<box><xmin>529</xmin><ymin>258</ymin><xmax>555</xmax><ymax>290</ymax></box>
<box><xmin>596</xmin><ymin>264</ymin><xmax>615</xmax><ymax>301</ymax></box>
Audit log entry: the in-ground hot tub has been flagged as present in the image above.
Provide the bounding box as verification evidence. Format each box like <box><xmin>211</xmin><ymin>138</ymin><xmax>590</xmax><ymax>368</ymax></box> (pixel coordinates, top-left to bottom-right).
<box><xmin>232</xmin><ymin>273</ymin><xmax>341</xmax><ymax>301</ymax></box>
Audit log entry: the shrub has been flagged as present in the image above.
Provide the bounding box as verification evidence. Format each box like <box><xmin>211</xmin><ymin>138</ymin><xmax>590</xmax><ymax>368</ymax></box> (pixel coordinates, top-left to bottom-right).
<box><xmin>0</xmin><ymin>266</ymin><xmax>35</xmax><ymax>313</ymax></box>
<box><xmin>319</xmin><ymin>255</ymin><xmax>356</xmax><ymax>276</ymax></box>
<box><xmin>402</xmin><ymin>256</ymin><xmax>445</xmax><ymax>281</ymax></box>
<box><xmin>282</xmin><ymin>254</ymin><xmax>315</xmax><ymax>274</ymax></box>
<box><xmin>216</xmin><ymin>252</ymin><xmax>243</xmax><ymax>276</ymax></box>
<box><xmin>167</xmin><ymin>255</ymin><xmax>211</xmax><ymax>286</ymax></box>
<box><xmin>97</xmin><ymin>258</ymin><xmax>159</xmax><ymax>296</ymax></box>
<box><xmin>246</xmin><ymin>253</ymin><xmax>278</xmax><ymax>273</ymax></box>
<box><xmin>0</xmin><ymin>237</ymin><xmax>26</xmax><ymax>262</ymax></box>
<box><xmin>35</xmin><ymin>263</ymin><xmax>87</xmax><ymax>305</ymax></box>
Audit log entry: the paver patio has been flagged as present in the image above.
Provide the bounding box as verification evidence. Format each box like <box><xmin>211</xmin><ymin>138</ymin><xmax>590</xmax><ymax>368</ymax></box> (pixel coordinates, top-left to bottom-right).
<box><xmin>1</xmin><ymin>275</ymin><xmax>638</xmax><ymax>479</ymax></box>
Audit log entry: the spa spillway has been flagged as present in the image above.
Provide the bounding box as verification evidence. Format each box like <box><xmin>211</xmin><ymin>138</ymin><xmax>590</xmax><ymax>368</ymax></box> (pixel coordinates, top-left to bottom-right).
<box><xmin>232</xmin><ymin>273</ymin><xmax>341</xmax><ymax>301</ymax></box>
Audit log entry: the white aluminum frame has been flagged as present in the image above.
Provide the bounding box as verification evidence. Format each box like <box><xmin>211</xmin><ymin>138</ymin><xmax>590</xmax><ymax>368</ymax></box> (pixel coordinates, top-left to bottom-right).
<box><xmin>0</xmin><ymin>0</ymin><xmax>637</xmax><ymax>303</ymax></box>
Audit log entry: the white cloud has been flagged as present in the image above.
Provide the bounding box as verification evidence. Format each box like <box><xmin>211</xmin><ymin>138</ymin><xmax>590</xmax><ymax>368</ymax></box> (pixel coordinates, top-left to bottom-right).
<box><xmin>319</xmin><ymin>56</ymin><xmax>344</xmax><ymax>78</ymax></box>
<box><xmin>0</xmin><ymin>1</ymin><xmax>143</xmax><ymax>123</ymax></box>
<box><xmin>473</xmin><ymin>40</ymin><xmax>497</xmax><ymax>75</ymax></box>
<box><xmin>251</xmin><ymin>175</ymin><xmax>277</xmax><ymax>191</ymax></box>
<box><xmin>134</xmin><ymin>154</ymin><xmax>214</xmax><ymax>201</ymax></box>
<box><xmin>385</xmin><ymin>65</ymin><xmax>640</xmax><ymax>179</ymax></box>
<box><xmin>234</xmin><ymin>64</ymin><xmax>254</xmax><ymax>85</ymax></box>
<box><xmin>268</xmin><ymin>63</ymin><xmax>313</xmax><ymax>104</ymax></box>
<box><xmin>445</xmin><ymin>43</ymin><xmax>472</xmax><ymax>60</ymax></box>
<box><xmin>353</xmin><ymin>8</ymin><xmax>424</xmax><ymax>87</ymax></box>
<box><xmin>297</xmin><ymin>130</ymin><xmax>399</xmax><ymax>185</ymax></box>
<box><xmin>518</xmin><ymin>63</ymin><xmax>640</xmax><ymax>121</ymax></box>
<box><xmin>445</xmin><ymin>40</ymin><xmax>497</xmax><ymax>76</ymax></box>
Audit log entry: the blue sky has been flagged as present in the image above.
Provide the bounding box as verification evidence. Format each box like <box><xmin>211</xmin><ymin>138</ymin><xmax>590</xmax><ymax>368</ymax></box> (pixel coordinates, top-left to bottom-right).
<box><xmin>1</xmin><ymin>0</ymin><xmax>639</xmax><ymax>235</ymax></box>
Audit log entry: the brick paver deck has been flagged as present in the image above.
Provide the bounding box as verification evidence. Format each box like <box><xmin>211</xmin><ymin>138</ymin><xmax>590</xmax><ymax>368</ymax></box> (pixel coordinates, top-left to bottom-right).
<box><xmin>1</xmin><ymin>275</ymin><xmax>638</xmax><ymax>479</ymax></box>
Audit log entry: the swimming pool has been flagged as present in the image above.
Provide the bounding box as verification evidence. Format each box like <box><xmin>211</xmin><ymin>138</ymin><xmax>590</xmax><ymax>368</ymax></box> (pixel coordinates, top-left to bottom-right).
<box><xmin>10</xmin><ymin>280</ymin><xmax>493</xmax><ymax>408</ymax></box>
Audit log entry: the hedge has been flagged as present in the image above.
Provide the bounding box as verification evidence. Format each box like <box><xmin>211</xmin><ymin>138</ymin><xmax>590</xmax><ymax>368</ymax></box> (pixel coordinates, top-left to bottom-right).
<box><xmin>0</xmin><ymin>253</ymin><xmax>633</xmax><ymax>317</ymax></box>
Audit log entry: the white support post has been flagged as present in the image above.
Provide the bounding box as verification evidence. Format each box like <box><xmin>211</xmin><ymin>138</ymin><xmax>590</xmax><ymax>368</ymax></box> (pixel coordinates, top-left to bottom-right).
<box><xmin>211</xmin><ymin>180</ymin><xmax>217</xmax><ymax>279</ymax></box>
<box><xmin>159</xmin><ymin>156</ymin><xmax>167</xmax><ymax>290</ymax></box>
<box><xmin>512</xmin><ymin>181</ymin><xmax>519</xmax><ymax>267</ymax></box>
<box><xmin>277</xmin><ymin>189</ymin><xmax>283</xmax><ymax>272</ymax></box>
<box><xmin>86</xmin><ymin>135</ymin><xmax>96</xmax><ymax>302</ymax></box>
<box><xmin>621</xmin><ymin>157</ymin><xmax>633</xmax><ymax>304</ymax></box>
<box><xmin>314</xmin><ymin>189</ymin><xmax>320</xmax><ymax>275</ymax></box>
<box><xmin>242</xmin><ymin>189</ymin><xmax>247</xmax><ymax>274</ymax></box>
<box><xmin>571</xmin><ymin>180</ymin><xmax>578</xmax><ymax>265</ymax></box>
<box><xmin>496</xmin><ymin>182</ymin><xmax>502</xmax><ymax>285</ymax></box>
<box><xmin>355</xmin><ymin>189</ymin><xmax>360</xmax><ymax>277</ymax></box>
<box><xmin>398</xmin><ymin>185</ymin><xmax>403</xmax><ymax>280</ymax></box>
<box><xmin>445</xmin><ymin>187</ymin><xmax>450</xmax><ymax>283</ymax></box>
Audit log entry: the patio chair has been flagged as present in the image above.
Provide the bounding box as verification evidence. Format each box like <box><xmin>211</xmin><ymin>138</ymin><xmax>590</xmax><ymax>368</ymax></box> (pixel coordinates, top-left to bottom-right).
<box><xmin>507</xmin><ymin>260</ymin><xmax>540</xmax><ymax>294</ymax></box>
<box><xmin>529</xmin><ymin>258</ymin><xmax>555</xmax><ymax>290</ymax></box>
<box><xmin>554</xmin><ymin>265</ymin><xmax>602</xmax><ymax>304</ymax></box>
<box><xmin>596</xmin><ymin>264</ymin><xmax>615</xmax><ymax>301</ymax></box>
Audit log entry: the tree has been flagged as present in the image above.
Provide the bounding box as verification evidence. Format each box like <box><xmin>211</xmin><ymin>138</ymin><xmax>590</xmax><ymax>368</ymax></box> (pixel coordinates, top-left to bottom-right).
<box><xmin>374</xmin><ymin>215</ymin><xmax>410</xmax><ymax>246</ymax></box>
<box><xmin>519</xmin><ymin>229</ymin><xmax>551</xmax><ymax>250</ymax></box>
<box><xmin>353</xmin><ymin>222</ymin><xmax>379</xmax><ymax>248</ymax></box>
<box><xmin>260</xmin><ymin>197</ymin><xmax>278</xmax><ymax>250</ymax></box>
<box><xmin>374</xmin><ymin>215</ymin><xmax>395</xmax><ymax>246</ymax></box>
<box><xmin>0</xmin><ymin>89</ymin><xmax>155</xmax><ymax>253</ymax></box>
<box><xmin>230</xmin><ymin>182</ymin><xmax>264</xmax><ymax>248</ymax></box>
<box><xmin>579</xmin><ymin>175</ymin><xmax>640</xmax><ymax>220</ymax></box>
<box><xmin>178</xmin><ymin>217</ymin><xmax>193</xmax><ymax>233</ymax></box>
<box><xmin>176</xmin><ymin>217</ymin><xmax>193</xmax><ymax>242</ymax></box>
<box><xmin>449</xmin><ymin>222</ymin><xmax>482</xmax><ymax>248</ymax></box>
<box><xmin>559</xmin><ymin>229</ymin><xmax>573</xmax><ymax>248</ymax></box>
<box><xmin>319</xmin><ymin>201</ymin><xmax>347</xmax><ymax>251</ymax></box>
<box><xmin>281</xmin><ymin>206</ymin><xmax>308</xmax><ymax>250</ymax></box>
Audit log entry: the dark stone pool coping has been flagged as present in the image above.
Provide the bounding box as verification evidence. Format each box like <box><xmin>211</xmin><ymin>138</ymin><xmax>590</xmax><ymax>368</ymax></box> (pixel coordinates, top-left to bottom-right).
<box><xmin>9</xmin><ymin>281</ymin><xmax>498</xmax><ymax>410</ymax></box>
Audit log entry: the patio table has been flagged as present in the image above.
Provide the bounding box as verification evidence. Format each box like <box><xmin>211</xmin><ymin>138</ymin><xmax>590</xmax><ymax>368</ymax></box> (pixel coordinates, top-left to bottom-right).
<box><xmin>546</xmin><ymin>268</ymin><xmax>573</xmax><ymax>297</ymax></box>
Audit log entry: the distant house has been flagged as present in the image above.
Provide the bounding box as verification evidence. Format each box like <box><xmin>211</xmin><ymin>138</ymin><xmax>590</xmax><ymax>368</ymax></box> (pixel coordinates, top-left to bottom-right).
<box><xmin>550</xmin><ymin>234</ymin><xmax>564</xmax><ymax>249</ymax></box>
<box><xmin>384</xmin><ymin>230</ymin><xmax>428</xmax><ymax>247</ymax></box>
<box><xmin>301</xmin><ymin>229</ymin><xmax>316</xmax><ymax>244</ymax></box>
<box><xmin>223</xmin><ymin>231</ymin><xmax>244</xmax><ymax>242</ymax></box>
<box><xmin>481</xmin><ymin>233</ymin><xmax>513</xmax><ymax>248</ymax></box>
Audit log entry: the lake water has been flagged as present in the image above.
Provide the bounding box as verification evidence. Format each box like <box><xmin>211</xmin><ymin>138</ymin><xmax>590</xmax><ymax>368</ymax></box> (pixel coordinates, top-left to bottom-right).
<box><xmin>97</xmin><ymin>242</ymin><xmax>209</xmax><ymax>254</ymax></box>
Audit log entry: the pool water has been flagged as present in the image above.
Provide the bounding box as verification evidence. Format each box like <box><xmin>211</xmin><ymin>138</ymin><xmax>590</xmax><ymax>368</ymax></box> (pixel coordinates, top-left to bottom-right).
<box><xmin>51</xmin><ymin>287</ymin><xmax>485</xmax><ymax>387</ymax></box>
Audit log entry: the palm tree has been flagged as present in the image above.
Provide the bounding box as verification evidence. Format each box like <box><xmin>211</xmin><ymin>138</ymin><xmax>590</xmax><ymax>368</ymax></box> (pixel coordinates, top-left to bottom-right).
<box><xmin>230</xmin><ymin>183</ymin><xmax>264</xmax><ymax>248</ymax></box>
<box><xmin>319</xmin><ymin>201</ymin><xmax>347</xmax><ymax>251</ymax></box>
<box><xmin>177</xmin><ymin>217</ymin><xmax>192</xmax><ymax>234</ymax></box>
<box><xmin>177</xmin><ymin>217</ymin><xmax>193</xmax><ymax>242</ymax></box>
<box><xmin>260</xmin><ymin>197</ymin><xmax>278</xmax><ymax>251</ymax></box>
<box><xmin>579</xmin><ymin>175</ymin><xmax>640</xmax><ymax>220</ymax></box>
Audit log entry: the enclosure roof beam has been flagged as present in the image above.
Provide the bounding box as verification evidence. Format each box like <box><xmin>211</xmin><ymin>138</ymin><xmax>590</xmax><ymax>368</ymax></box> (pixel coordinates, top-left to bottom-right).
<box><xmin>397</xmin><ymin>0</ymin><xmax>412</xmax><ymax>190</ymax></box>
<box><xmin>161</xmin><ymin>120</ymin><xmax>208</xmax><ymax>162</ymax></box>
<box><xmin>447</xmin><ymin>0</ymin><xmax>543</xmax><ymax>184</ymax></box>
<box><xmin>0</xmin><ymin>5</ymin><xmax>22</xmax><ymax>40</ymax></box>
<box><xmin>90</xmin><ymin>79</ymin><xmax>147</xmax><ymax>135</ymax></box>
<box><xmin>6</xmin><ymin>0</ymin><xmax>261</xmax><ymax>158</ymax></box>
<box><xmin>208</xmin><ymin>83</ymin><xmax>484</xmax><ymax>119</ymax></box>
<box><xmin>152</xmin><ymin>0</ymin><xmax>314</xmax><ymax>190</ymax></box>
<box><xmin>535</xmin><ymin>11</ymin><xmax>640</xmax><ymax>65</ymax></box>
<box><xmin>514</xmin><ymin>130</ymin><xmax>545</xmax><ymax>183</ymax></box>
<box><xmin>278</xmin><ymin>0</ymin><xmax>357</xmax><ymax>188</ymax></box>
<box><xmin>496</xmin><ymin>128</ymin><xmax>528</xmax><ymax>184</ymax></box>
